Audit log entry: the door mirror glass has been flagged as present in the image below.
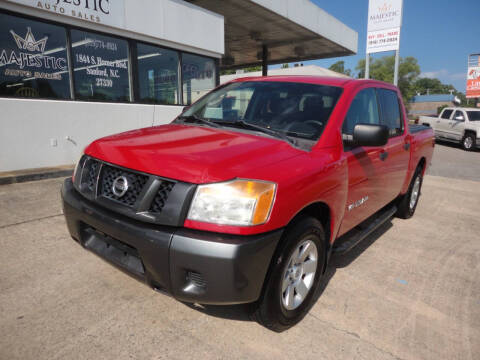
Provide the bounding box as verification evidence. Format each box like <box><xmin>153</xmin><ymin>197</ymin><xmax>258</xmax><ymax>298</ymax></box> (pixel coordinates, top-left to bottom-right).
<box><xmin>352</xmin><ymin>123</ymin><xmax>389</xmax><ymax>147</ymax></box>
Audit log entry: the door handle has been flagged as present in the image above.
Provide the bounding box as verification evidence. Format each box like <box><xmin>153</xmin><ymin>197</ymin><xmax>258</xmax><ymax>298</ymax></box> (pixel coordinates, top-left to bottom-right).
<box><xmin>379</xmin><ymin>151</ymin><xmax>389</xmax><ymax>161</ymax></box>
<box><xmin>436</xmin><ymin>120</ymin><xmax>440</xmax><ymax>123</ymax></box>
<box><xmin>404</xmin><ymin>142</ymin><xmax>410</xmax><ymax>150</ymax></box>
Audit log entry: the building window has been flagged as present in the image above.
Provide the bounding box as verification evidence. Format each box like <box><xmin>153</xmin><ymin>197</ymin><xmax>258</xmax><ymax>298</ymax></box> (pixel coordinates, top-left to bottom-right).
<box><xmin>71</xmin><ymin>29</ymin><xmax>130</xmax><ymax>102</ymax></box>
<box><xmin>137</xmin><ymin>43</ymin><xmax>179</xmax><ymax>104</ymax></box>
<box><xmin>0</xmin><ymin>13</ymin><xmax>70</xmax><ymax>99</ymax></box>
<box><xmin>182</xmin><ymin>53</ymin><xmax>215</xmax><ymax>105</ymax></box>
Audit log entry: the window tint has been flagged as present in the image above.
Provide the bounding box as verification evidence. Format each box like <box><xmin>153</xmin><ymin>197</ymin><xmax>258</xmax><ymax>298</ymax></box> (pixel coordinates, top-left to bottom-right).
<box><xmin>71</xmin><ymin>30</ymin><xmax>130</xmax><ymax>102</ymax></box>
<box><xmin>441</xmin><ymin>109</ymin><xmax>453</xmax><ymax>119</ymax></box>
<box><xmin>342</xmin><ymin>88</ymin><xmax>380</xmax><ymax>135</ymax></box>
<box><xmin>377</xmin><ymin>88</ymin><xmax>403</xmax><ymax>136</ymax></box>
<box><xmin>182</xmin><ymin>53</ymin><xmax>215</xmax><ymax>105</ymax></box>
<box><xmin>0</xmin><ymin>13</ymin><xmax>70</xmax><ymax>99</ymax></box>
<box><xmin>137</xmin><ymin>43</ymin><xmax>179</xmax><ymax>104</ymax></box>
<box><xmin>467</xmin><ymin>111</ymin><xmax>480</xmax><ymax>121</ymax></box>
<box><xmin>453</xmin><ymin>110</ymin><xmax>465</xmax><ymax>121</ymax></box>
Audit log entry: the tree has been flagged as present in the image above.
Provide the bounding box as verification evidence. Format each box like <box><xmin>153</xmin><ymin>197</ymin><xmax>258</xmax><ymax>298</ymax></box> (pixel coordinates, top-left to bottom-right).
<box><xmin>355</xmin><ymin>55</ymin><xmax>421</xmax><ymax>105</ymax></box>
<box><xmin>328</xmin><ymin>60</ymin><xmax>352</xmax><ymax>76</ymax></box>
<box><xmin>281</xmin><ymin>63</ymin><xmax>289</xmax><ymax>68</ymax></box>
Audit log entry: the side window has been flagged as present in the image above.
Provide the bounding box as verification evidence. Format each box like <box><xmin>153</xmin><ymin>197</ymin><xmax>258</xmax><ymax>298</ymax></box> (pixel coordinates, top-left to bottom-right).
<box><xmin>0</xmin><ymin>13</ymin><xmax>71</xmax><ymax>99</ymax></box>
<box><xmin>441</xmin><ymin>109</ymin><xmax>453</xmax><ymax>119</ymax></box>
<box><xmin>453</xmin><ymin>110</ymin><xmax>465</xmax><ymax>121</ymax></box>
<box><xmin>71</xmin><ymin>30</ymin><xmax>130</xmax><ymax>102</ymax></box>
<box><xmin>342</xmin><ymin>88</ymin><xmax>380</xmax><ymax>136</ymax></box>
<box><xmin>377</xmin><ymin>88</ymin><xmax>403</xmax><ymax>137</ymax></box>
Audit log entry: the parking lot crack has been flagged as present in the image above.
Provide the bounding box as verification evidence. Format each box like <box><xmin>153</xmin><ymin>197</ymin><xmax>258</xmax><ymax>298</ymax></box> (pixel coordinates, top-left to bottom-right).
<box><xmin>0</xmin><ymin>213</ymin><xmax>63</xmax><ymax>229</ymax></box>
<box><xmin>308</xmin><ymin>313</ymin><xmax>405</xmax><ymax>360</ymax></box>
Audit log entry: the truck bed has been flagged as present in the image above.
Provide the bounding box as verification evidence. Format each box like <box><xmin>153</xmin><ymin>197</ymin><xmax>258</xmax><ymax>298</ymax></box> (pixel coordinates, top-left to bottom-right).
<box><xmin>409</xmin><ymin>124</ymin><xmax>431</xmax><ymax>134</ymax></box>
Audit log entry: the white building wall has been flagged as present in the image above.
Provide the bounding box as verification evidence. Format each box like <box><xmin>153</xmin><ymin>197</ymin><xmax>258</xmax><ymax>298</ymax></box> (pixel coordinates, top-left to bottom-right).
<box><xmin>0</xmin><ymin>98</ymin><xmax>182</xmax><ymax>172</ymax></box>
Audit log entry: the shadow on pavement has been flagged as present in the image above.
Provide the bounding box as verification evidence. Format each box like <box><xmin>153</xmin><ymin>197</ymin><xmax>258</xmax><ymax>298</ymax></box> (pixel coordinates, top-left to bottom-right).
<box><xmin>183</xmin><ymin>220</ymin><xmax>395</xmax><ymax>323</ymax></box>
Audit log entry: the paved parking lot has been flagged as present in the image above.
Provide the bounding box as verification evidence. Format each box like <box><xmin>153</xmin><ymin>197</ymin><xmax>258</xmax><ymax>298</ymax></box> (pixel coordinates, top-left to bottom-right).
<box><xmin>1</xmin><ymin>144</ymin><xmax>479</xmax><ymax>360</ymax></box>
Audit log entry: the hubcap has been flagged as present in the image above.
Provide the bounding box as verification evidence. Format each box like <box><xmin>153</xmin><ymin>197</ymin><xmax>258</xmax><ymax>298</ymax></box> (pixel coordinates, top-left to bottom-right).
<box><xmin>464</xmin><ymin>136</ymin><xmax>473</xmax><ymax>149</ymax></box>
<box><xmin>281</xmin><ymin>239</ymin><xmax>318</xmax><ymax>311</ymax></box>
<box><xmin>410</xmin><ymin>176</ymin><xmax>421</xmax><ymax>210</ymax></box>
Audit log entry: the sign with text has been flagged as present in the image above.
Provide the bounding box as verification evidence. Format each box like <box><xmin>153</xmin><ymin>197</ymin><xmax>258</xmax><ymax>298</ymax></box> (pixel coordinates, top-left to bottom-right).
<box><xmin>6</xmin><ymin>0</ymin><xmax>125</xmax><ymax>29</ymax></box>
<box><xmin>466</xmin><ymin>62</ymin><xmax>480</xmax><ymax>98</ymax></box>
<box><xmin>366</xmin><ymin>27</ymin><xmax>400</xmax><ymax>53</ymax></box>
<box><xmin>367</xmin><ymin>0</ymin><xmax>403</xmax><ymax>32</ymax></box>
<box><xmin>367</xmin><ymin>0</ymin><xmax>403</xmax><ymax>54</ymax></box>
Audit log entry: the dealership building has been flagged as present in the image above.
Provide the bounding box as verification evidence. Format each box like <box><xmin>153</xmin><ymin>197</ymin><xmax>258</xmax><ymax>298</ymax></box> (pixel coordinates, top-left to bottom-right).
<box><xmin>0</xmin><ymin>0</ymin><xmax>357</xmax><ymax>172</ymax></box>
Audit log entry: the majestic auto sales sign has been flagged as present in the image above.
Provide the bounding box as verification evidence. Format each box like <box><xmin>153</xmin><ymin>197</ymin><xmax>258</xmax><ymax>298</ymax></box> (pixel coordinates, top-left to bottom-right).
<box><xmin>366</xmin><ymin>0</ymin><xmax>403</xmax><ymax>54</ymax></box>
<box><xmin>6</xmin><ymin>0</ymin><xmax>126</xmax><ymax>28</ymax></box>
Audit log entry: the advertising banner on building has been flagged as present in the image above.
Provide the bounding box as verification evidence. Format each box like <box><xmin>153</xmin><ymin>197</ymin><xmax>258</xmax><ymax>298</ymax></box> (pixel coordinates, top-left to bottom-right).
<box><xmin>6</xmin><ymin>0</ymin><xmax>125</xmax><ymax>29</ymax></box>
<box><xmin>366</xmin><ymin>0</ymin><xmax>403</xmax><ymax>54</ymax></box>
<box><xmin>466</xmin><ymin>54</ymin><xmax>480</xmax><ymax>98</ymax></box>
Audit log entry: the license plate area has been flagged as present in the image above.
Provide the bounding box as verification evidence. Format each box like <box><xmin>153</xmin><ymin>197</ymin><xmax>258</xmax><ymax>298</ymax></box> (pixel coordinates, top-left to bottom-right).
<box><xmin>82</xmin><ymin>226</ymin><xmax>145</xmax><ymax>279</ymax></box>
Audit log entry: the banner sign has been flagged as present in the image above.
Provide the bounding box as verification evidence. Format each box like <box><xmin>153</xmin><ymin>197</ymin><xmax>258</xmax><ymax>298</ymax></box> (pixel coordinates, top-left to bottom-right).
<box><xmin>367</xmin><ymin>0</ymin><xmax>403</xmax><ymax>54</ymax></box>
<box><xmin>6</xmin><ymin>0</ymin><xmax>125</xmax><ymax>29</ymax></box>
<box><xmin>366</xmin><ymin>27</ymin><xmax>400</xmax><ymax>54</ymax></box>
<box><xmin>467</xmin><ymin>68</ymin><xmax>480</xmax><ymax>98</ymax></box>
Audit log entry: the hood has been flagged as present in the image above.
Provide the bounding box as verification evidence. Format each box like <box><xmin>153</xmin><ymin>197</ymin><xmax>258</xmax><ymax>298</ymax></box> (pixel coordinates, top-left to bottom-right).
<box><xmin>85</xmin><ymin>124</ymin><xmax>303</xmax><ymax>184</ymax></box>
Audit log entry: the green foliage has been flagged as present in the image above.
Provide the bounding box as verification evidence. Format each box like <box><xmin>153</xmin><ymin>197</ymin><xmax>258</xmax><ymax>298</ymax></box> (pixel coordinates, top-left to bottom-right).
<box><xmin>328</xmin><ymin>60</ymin><xmax>352</xmax><ymax>76</ymax></box>
<box><xmin>355</xmin><ymin>55</ymin><xmax>420</xmax><ymax>106</ymax></box>
<box><xmin>220</xmin><ymin>65</ymin><xmax>262</xmax><ymax>76</ymax></box>
<box><xmin>281</xmin><ymin>63</ymin><xmax>289</xmax><ymax>68</ymax></box>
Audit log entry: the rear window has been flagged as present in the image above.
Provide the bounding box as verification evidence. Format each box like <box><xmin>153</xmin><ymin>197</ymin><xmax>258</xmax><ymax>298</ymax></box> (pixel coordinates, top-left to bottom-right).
<box><xmin>441</xmin><ymin>109</ymin><xmax>453</xmax><ymax>119</ymax></box>
<box><xmin>467</xmin><ymin>111</ymin><xmax>480</xmax><ymax>121</ymax></box>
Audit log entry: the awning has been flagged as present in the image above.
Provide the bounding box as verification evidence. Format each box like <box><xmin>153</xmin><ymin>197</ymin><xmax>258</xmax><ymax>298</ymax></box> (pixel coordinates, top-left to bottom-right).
<box><xmin>186</xmin><ymin>0</ymin><xmax>358</xmax><ymax>69</ymax></box>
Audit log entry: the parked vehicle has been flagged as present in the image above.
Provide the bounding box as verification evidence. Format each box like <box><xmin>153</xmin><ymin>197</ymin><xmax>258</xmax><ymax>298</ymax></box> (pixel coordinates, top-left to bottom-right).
<box><xmin>62</xmin><ymin>77</ymin><xmax>434</xmax><ymax>331</ymax></box>
<box><xmin>420</xmin><ymin>107</ymin><xmax>480</xmax><ymax>150</ymax></box>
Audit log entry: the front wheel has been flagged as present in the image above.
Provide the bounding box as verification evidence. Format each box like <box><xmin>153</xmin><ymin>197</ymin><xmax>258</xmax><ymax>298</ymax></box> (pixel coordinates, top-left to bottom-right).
<box><xmin>251</xmin><ymin>217</ymin><xmax>326</xmax><ymax>332</ymax></box>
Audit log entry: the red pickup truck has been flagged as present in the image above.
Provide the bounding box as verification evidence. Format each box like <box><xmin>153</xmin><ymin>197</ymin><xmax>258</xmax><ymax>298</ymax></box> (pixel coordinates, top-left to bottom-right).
<box><xmin>62</xmin><ymin>76</ymin><xmax>434</xmax><ymax>331</ymax></box>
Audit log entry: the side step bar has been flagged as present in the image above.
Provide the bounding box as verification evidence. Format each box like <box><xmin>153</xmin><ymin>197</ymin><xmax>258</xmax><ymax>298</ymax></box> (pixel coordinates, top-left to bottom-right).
<box><xmin>332</xmin><ymin>205</ymin><xmax>397</xmax><ymax>255</ymax></box>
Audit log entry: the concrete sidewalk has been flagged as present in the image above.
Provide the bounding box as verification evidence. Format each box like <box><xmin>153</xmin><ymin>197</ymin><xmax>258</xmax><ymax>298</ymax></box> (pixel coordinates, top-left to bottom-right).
<box><xmin>0</xmin><ymin>175</ymin><xmax>479</xmax><ymax>360</ymax></box>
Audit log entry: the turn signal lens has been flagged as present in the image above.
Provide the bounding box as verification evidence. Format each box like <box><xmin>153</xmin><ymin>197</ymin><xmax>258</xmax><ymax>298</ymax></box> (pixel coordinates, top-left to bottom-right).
<box><xmin>187</xmin><ymin>179</ymin><xmax>276</xmax><ymax>226</ymax></box>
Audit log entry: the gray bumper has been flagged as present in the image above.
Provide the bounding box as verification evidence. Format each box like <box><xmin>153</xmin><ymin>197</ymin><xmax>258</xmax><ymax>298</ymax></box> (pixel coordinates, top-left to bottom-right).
<box><xmin>61</xmin><ymin>178</ymin><xmax>282</xmax><ymax>305</ymax></box>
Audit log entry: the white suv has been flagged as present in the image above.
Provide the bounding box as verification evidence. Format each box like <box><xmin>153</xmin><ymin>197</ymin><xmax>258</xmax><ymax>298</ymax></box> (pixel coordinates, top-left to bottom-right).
<box><xmin>420</xmin><ymin>107</ymin><xmax>480</xmax><ymax>150</ymax></box>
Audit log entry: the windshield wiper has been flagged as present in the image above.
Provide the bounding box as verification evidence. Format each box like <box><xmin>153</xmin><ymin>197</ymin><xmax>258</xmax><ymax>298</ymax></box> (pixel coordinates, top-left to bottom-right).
<box><xmin>223</xmin><ymin>120</ymin><xmax>297</xmax><ymax>146</ymax></box>
<box><xmin>177</xmin><ymin>114</ymin><xmax>220</xmax><ymax>128</ymax></box>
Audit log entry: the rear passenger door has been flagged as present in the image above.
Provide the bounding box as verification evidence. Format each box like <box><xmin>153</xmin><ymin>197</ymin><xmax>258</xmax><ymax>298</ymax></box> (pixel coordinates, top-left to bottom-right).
<box><xmin>376</xmin><ymin>88</ymin><xmax>410</xmax><ymax>204</ymax></box>
<box><xmin>436</xmin><ymin>109</ymin><xmax>454</xmax><ymax>138</ymax></box>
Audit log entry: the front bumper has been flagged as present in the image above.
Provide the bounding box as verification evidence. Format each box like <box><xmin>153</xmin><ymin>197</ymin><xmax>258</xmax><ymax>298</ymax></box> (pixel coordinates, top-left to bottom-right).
<box><xmin>61</xmin><ymin>178</ymin><xmax>282</xmax><ymax>305</ymax></box>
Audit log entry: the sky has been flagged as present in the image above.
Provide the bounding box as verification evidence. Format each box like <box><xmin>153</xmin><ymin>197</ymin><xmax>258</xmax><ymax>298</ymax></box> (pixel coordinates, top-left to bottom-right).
<box><xmin>283</xmin><ymin>0</ymin><xmax>480</xmax><ymax>93</ymax></box>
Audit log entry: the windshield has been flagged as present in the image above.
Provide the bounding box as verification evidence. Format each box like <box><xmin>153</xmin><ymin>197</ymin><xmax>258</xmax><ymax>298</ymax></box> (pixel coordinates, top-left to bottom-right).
<box><xmin>467</xmin><ymin>111</ymin><xmax>480</xmax><ymax>121</ymax></box>
<box><xmin>180</xmin><ymin>81</ymin><xmax>343</xmax><ymax>143</ymax></box>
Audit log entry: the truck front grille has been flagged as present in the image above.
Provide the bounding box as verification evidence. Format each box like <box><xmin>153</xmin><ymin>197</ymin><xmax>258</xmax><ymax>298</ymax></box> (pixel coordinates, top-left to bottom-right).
<box><xmin>100</xmin><ymin>165</ymin><xmax>148</xmax><ymax>206</ymax></box>
<box><xmin>78</xmin><ymin>156</ymin><xmax>177</xmax><ymax>217</ymax></box>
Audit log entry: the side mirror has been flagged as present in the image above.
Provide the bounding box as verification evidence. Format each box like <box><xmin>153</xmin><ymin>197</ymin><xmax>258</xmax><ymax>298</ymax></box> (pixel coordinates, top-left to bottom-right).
<box><xmin>455</xmin><ymin>115</ymin><xmax>464</xmax><ymax>121</ymax></box>
<box><xmin>353</xmin><ymin>123</ymin><xmax>389</xmax><ymax>147</ymax></box>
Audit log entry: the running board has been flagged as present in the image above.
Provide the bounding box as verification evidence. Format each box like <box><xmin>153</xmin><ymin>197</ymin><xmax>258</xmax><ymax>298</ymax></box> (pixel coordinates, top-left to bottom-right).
<box><xmin>332</xmin><ymin>205</ymin><xmax>397</xmax><ymax>255</ymax></box>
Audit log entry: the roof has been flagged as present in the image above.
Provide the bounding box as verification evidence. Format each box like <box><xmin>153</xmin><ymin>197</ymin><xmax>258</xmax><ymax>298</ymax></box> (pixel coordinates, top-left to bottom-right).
<box><xmin>185</xmin><ymin>0</ymin><xmax>358</xmax><ymax>69</ymax></box>
<box><xmin>410</xmin><ymin>94</ymin><xmax>455</xmax><ymax>103</ymax></box>
<box><xmin>220</xmin><ymin>65</ymin><xmax>350</xmax><ymax>84</ymax></box>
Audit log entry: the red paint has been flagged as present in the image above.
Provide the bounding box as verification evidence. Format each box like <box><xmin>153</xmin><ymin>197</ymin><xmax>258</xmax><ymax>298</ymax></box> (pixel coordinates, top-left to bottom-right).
<box><xmin>84</xmin><ymin>76</ymin><xmax>434</xmax><ymax>242</ymax></box>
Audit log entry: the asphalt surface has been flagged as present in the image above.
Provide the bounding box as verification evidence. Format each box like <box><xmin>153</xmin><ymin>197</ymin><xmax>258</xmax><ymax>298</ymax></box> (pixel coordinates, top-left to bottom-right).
<box><xmin>1</xmin><ymin>144</ymin><xmax>479</xmax><ymax>359</ymax></box>
<box><xmin>428</xmin><ymin>141</ymin><xmax>480</xmax><ymax>181</ymax></box>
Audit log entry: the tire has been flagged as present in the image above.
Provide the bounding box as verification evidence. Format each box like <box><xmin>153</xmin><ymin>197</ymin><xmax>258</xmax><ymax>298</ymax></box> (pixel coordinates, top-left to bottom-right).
<box><xmin>251</xmin><ymin>217</ymin><xmax>326</xmax><ymax>332</ymax></box>
<box><xmin>396</xmin><ymin>165</ymin><xmax>424</xmax><ymax>219</ymax></box>
<box><xmin>462</xmin><ymin>132</ymin><xmax>476</xmax><ymax>151</ymax></box>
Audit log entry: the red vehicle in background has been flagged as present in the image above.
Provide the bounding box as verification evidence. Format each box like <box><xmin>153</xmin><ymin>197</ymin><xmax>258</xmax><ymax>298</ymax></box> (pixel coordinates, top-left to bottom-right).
<box><xmin>62</xmin><ymin>76</ymin><xmax>434</xmax><ymax>331</ymax></box>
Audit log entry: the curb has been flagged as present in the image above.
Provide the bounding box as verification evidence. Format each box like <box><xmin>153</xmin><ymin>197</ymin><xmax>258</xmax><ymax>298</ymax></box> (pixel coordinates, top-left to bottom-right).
<box><xmin>0</xmin><ymin>168</ymin><xmax>74</xmax><ymax>185</ymax></box>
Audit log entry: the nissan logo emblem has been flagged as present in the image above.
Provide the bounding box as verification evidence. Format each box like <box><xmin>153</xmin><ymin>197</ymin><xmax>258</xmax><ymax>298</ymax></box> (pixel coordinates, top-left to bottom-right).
<box><xmin>112</xmin><ymin>176</ymin><xmax>129</xmax><ymax>197</ymax></box>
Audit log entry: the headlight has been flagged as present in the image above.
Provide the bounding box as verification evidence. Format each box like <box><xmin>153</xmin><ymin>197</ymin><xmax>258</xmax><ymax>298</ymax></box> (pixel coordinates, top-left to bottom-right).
<box><xmin>187</xmin><ymin>179</ymin><xmax>276</xmax><ymax>226</ymax></box>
